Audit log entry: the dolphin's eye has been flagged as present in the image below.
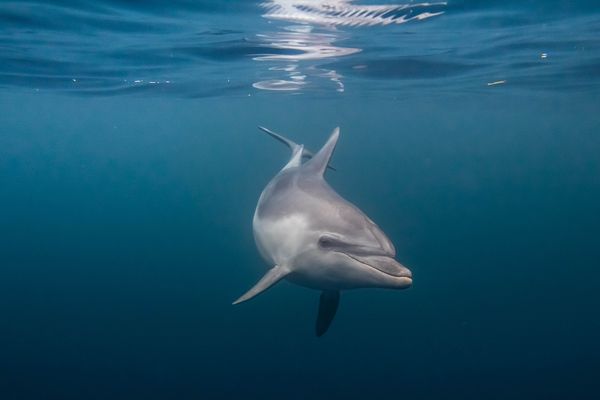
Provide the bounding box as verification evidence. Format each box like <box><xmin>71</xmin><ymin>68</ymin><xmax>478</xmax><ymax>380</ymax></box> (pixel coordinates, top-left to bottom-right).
<box><xmin>318</xmin><ymin>236</ymin><xmax>336</xmax><ymax>249</ymax></box>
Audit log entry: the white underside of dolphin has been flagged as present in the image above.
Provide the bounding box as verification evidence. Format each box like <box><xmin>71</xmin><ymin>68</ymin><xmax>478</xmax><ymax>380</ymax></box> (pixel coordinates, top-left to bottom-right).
<box><xmin>234</xmin><ymin>126</ymin><xmax>412</xmax><ymax>336</ymax></box>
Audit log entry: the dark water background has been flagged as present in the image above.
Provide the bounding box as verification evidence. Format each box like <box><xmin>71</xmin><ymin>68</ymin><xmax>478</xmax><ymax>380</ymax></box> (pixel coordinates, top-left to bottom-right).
<box><xmin>1</xmin><ymin>1</ymin><xmax>600</xmax><ymax>399</ymax></box>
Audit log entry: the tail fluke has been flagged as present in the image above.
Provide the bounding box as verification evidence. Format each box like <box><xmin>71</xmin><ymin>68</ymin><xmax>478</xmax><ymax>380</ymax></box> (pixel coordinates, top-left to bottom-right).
<box><xmin>258</xmin><ymin>126</ymin><xmax>304</xmax><ymax>154</ymax></box>
<box><xmin>258</xmin><ymin>126</ymin><xmax>336</xmax><ymax>171</ymax></box>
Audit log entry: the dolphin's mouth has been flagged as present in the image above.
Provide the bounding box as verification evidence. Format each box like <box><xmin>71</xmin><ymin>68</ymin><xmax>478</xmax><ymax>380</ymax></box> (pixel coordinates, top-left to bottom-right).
<box><xmin>342</xmin><ymin>252</ymin><xmax>412</xmax><ymax>280</ymax></box>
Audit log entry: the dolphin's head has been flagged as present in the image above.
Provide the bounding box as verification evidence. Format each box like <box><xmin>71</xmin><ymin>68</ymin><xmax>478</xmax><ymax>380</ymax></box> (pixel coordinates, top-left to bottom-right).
<box><xmin>316</xmin><ymin>230</ymin><xmax>412</xmax><ymax>290</ymax></box>
<box><xmin>298</xmin><ymin>197</ymin><xmax>413</xmax><ymax>290</ymax></box>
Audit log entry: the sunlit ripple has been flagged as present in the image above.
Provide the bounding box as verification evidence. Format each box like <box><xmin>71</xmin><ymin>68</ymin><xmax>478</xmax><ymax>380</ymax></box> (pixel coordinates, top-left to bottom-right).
<box><xmin>261</xmin><ymin>0</ymin><xmax>446</xmax><ymax>27</ymax></box>
<box><xmin>254</xmin><ymin>28</ymin><xmax>360</xmax><ymax>61</ymax></box>
<box><xmin>253</xmin><ymin>1</ymin><xmax>446</xmax><ymax>92</ymax></box>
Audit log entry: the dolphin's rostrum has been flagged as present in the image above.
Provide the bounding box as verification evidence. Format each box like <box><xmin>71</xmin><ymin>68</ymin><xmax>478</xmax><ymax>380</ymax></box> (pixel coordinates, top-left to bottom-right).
<box><xmin>233</xmin><ymin>126</ymin><xmax>412</xmax><ymax>336</ymax></box>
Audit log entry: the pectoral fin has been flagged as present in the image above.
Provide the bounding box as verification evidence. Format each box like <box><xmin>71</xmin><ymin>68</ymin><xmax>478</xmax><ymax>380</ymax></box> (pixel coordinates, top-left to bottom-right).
<box><xmin>232</xmin><ymin>265</ymin><xmax>290</xmax><ymax>305</ymax></box>
<box><xmin>315</xmin><ymin>290</ymin><xmax>340</xmax><ymax>337</ymax></box>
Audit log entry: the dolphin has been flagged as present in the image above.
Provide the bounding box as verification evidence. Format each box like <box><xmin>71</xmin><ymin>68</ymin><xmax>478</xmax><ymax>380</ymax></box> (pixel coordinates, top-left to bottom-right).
<box><xmin>233</xmin><ymin>126</ymin><xmax>412</xmax><ymax>336</ymax></box>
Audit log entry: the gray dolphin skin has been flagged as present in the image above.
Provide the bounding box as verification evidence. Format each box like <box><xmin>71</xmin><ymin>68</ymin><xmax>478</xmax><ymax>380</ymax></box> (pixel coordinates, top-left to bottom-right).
<box><xmin>233</xmin><ymin>126</ymin><xmax>412</xmax><ymax>336</ymax></box>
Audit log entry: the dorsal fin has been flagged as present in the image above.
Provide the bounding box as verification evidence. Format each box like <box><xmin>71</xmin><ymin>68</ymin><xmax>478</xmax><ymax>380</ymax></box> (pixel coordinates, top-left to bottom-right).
<box><xmin>304</xmin><ymin>127</ymin><xmax>340</xmax><ymax>176</ymax></box>
<box><xmin>286</xmin><ymin>144</ymin><xmax>304</xmax><ymax>169</ymax></box>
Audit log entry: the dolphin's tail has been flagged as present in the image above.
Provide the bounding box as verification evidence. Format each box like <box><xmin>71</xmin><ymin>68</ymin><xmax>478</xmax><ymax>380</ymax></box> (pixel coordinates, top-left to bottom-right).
<box><xmin>258</xmin><ymin>126</ymin><xmax>336</xmax><ymax>171</ymax></box>
<box><xmin>258</xmin><ymin>126</ymin><xmax>309</xmax><ymax>156</ymax></box>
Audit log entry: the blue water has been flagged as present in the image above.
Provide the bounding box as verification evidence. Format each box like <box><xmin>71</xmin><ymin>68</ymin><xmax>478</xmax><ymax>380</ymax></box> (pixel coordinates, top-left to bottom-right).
<box><xmin>1</xmin><ymin>1</ymin><xmax>600</xmax><ymax>399</ymax></box>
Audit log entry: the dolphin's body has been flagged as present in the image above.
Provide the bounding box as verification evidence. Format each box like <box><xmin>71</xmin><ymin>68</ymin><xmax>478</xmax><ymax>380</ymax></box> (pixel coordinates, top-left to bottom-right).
<box><xmin>234</xmin><ymin>127</ymin><xmax>412</xmax><ymax>336</ymax></box>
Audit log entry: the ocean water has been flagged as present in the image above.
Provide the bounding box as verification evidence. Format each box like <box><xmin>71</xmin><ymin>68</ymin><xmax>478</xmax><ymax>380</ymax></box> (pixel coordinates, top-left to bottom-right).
<box><xmin>1</xmin><ymin>1</ymin><xmax>600</xmax><ymax>399</ymax></box>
